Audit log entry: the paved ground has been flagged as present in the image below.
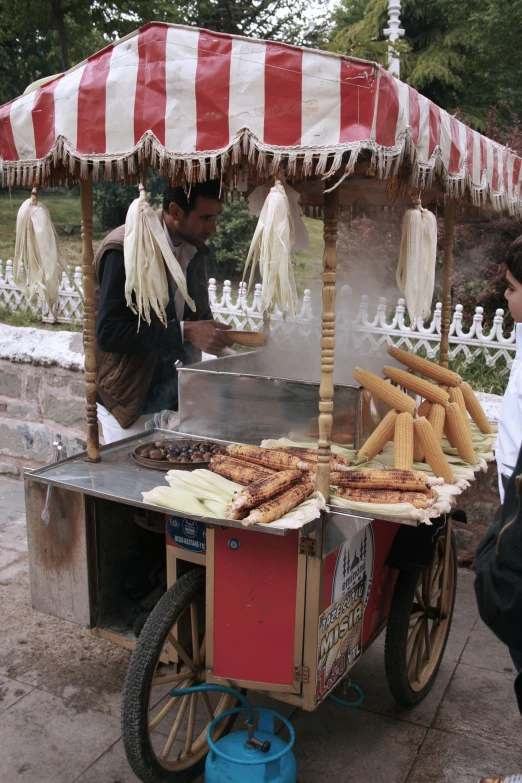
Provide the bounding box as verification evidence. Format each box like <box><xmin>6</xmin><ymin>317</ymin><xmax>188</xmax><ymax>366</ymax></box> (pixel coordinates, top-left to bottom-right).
<box><xmin>0</xmin><ymin>474</ymin><xmax>521</xmax><ymax>783</ymax></box>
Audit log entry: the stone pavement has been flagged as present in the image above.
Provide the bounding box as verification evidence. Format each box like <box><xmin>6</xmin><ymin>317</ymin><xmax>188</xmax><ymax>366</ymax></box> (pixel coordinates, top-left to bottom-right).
<box><xmin>0</xmin><ymin>474</ymin><xmax>521</xmax><ymax>783</ymax></box>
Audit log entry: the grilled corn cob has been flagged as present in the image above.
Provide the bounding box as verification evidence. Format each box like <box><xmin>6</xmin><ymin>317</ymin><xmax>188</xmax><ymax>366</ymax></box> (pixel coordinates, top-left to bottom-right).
<box><xmin>329</xmin><ymin>469</ymin><xmax>443</xmax><ymax>490</ymax></box>
<box><xmin>445</xmin><ymin>402</ymin><xmax>477</xmax><ymax>464</ymax></box>
<box><xmin>242</xmin><ymin>482</ymin><xmax>314</xmax><ymax>526</ymax></box>
<box><xmin>460</xmin><ymin>382</ymin><xmax>493</xmax><ymax>434</ymax></box>
<box><xmin>275</xmin><ymin>446</ymin><xmax>352</xmax><ymax>471</ymax></box>
<box><xmin>334</xmin><ymin>487</ymin><xmax>436</xmax><ymax>509</ymax></box>
<box><xmin>413</xmin><ymin>417</ymin><xmax>453</xmax><ymax>484</ymax></box>
<box><xmin>383</xmin><ymin>366</ymin><xmax>450</xmax><ymax>406</ymax></box>
<box><xmin>353</xmin><ymin>368</ymin><xmax>416</xmax><ymax>414</ymax></box>
<box><xmin>227</xmin><ymin>444</ymin><xmax>310</xmax><ymax>471</ymax></box>
<box><xmin>387</xmin><ymin>346</ymin><xmax>462</xmax><ymax>386</ymax></box>
<box><xmin>394</xmin><ymin>412</ymin><xmax>414</xmax><ymax>470</ymax></box>
<box><xmin>428</xmin><ymin>403</ymin><xmax>446</xmax><ymax>443</ymax></box>
<box><xmin>227</xmin><ymin>470</ymin><xmax>302</xmax><ymax>514</ymax></box>
<box><xmin>209</xmin><ymin>455</ymin><xmax>275</xmax><ymax>484</ymax></box>
<box><xmin>417</xmin><ymin>399</ymin><xmax>432</xmax><ymax>418</ymax></box>
<box><xmin>357</xmin><ymin>409</ymin><xmax>398</xmax><ymax>461</ymax></box>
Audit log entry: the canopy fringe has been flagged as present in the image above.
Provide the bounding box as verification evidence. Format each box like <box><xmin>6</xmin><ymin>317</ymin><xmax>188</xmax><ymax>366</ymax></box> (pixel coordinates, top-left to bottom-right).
<box><xmin>2</xmin><ymin>128</ymin><xmax>521</xmax><ymax>217</ymax></box>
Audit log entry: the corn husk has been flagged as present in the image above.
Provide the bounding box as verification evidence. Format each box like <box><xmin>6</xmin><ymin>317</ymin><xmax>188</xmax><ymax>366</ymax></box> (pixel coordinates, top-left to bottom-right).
<box><xmin>14</xmin><ymin>190</ymin><xmax>74</xmax><ymax>307</ymax></box>
<box><xmin>243</xmin><ymin>181</ymin><xmax>297</xmax><ymax>317</ymax></box>
<box><xmin>396</xmin><ymin>204</ymin><xmax>437</xmax><ymax>322</ymax></box>
<box><xmin>124</xmin><ymin>185</ymin><xmax>195</xmax><ymax>326</ymax></box>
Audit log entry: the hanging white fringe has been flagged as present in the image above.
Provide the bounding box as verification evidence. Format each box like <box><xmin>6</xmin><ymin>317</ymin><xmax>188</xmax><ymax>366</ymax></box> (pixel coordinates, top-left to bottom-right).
<box><xmin>243</xmin><ymin>180</ymin><xmax>298</xmax><ymax>318</ymax></box>
<box><xmin>13</xmin><ymin>188</ymin><xmax>73</xmax><ymax>308</ymax></box>
<box><xmin>396</xmin><ymin>200</ymin><xmax>438</xmax><ymax>322</ymax></box>
<box><xmin>124</xmin><ymin>184</ymin><xmax>196</xmax><ymax>326</ymax></box>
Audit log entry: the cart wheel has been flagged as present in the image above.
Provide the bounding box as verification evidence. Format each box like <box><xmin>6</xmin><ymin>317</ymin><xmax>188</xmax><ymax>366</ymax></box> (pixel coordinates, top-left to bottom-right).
<box><xmin>384</xmin><ymin>522</ymin><xmax>457</xmax><ymax>706</ymax></box>
<box><xmin>122</xmin><ymin>568</ymin><xmax>240</xmax><ymax>783</ymax></box>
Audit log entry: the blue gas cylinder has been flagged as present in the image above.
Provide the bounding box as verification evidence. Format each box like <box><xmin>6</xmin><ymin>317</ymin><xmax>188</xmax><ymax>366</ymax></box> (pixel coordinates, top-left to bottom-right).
<box><xmin>205</xmin><ymin>707</ymin><xmax>296</xmax><ymax>783</ymax></box>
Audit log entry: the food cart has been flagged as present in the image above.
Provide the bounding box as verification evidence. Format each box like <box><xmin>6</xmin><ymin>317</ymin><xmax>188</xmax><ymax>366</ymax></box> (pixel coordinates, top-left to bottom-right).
<box><xmin>0</xmin><ymin>21</ymin><xmax>517</xmax><ymax>783</ymax></box>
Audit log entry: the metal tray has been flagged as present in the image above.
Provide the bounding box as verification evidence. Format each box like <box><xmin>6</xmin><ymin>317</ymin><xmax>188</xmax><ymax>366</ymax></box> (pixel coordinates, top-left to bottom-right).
<box><xmin>131</xmin><ymin>438</ymin><xmax>223</xmax><ymax>471</ymax></box>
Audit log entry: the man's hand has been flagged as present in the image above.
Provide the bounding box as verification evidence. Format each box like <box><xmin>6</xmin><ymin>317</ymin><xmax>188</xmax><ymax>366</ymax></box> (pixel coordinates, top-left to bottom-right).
<box><xmin>183</xmin><ymin>320</ymin><xmax>233</xmax><ymax>354</ymax></box>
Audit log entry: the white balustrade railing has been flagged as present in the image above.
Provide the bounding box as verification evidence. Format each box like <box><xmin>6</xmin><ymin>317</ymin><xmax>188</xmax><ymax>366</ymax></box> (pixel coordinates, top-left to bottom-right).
<box><xmin>0</xmin><ymin>259</ymin><xmax>516</xmax><ymax>369</ymax></box>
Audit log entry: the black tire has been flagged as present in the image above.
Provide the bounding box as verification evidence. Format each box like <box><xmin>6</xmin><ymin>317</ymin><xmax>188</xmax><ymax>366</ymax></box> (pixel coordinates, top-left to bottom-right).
<box><xmin>122</xmin><ymin>568</ymin><xmax>239</xmax><ymax>783</ymax></box>
<box><xmin>384</xmin><ymin>527</ymin><xmax>457</xmax><ymax>707</ymax></box>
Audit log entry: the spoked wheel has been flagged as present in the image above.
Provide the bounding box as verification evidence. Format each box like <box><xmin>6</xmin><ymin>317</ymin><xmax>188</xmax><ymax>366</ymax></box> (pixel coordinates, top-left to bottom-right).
<box><xmin>122</xmin><ymin>568</ymin><xmax>240</xmax><ymax>783</ymax></box>
<box><xmin>384</xmin><ymin>520</ymin><xmax>457</xmax><ymax>706</ymax></box>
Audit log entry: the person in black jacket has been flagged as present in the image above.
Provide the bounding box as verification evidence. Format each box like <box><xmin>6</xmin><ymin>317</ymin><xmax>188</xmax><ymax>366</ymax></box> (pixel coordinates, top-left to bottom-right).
<box><xmin>474</xmin><ymin>444</ymin><xmax>522</xmax><ymax>783</ymax></box>
<box><xmin>95</xmin><ymin>180</ymin><xmax>233</xmax><ymax>442</ymax></box>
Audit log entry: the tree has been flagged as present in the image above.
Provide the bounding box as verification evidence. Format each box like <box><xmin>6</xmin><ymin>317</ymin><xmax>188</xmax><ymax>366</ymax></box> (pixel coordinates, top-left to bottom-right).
<box><xmin>0</xmin><ymin>0</ymin><xmax>317</xmax><ymax>105</ymax></box>
<box><xmin>328</xmin><ymin>0</ymin><xmax>522</xmax><ymax>128</ymax></box>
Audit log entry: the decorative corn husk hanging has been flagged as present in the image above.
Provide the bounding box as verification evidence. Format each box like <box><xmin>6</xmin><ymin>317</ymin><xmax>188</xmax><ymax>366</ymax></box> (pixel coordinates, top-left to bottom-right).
<box><xmin>13</xmin><ymin>188</ymin><xmax>73</xmax><ymax>307</ymax></box>
<box><xmin>124</xmin><ymin>184</ymin><xmax>196</xmax><ymax>326</ymax></box>
<box><xmin>396</xmin><ymin>200</ymin><xmax>437</xmax><ymax>322</ymax></box>
<box><xmin>243</xmin><ymin>180</ymin><xmax>298</xmax><ymax>317</ymax></box>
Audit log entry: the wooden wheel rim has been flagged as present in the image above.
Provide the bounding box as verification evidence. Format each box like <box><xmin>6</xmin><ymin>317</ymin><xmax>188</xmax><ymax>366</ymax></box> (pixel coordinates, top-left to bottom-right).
<box><xmin>147</xmin><ymin>600</ymin><xmax>236</xmax><ymax>772</ymax></box>
<box><xmin>406</xmin><ymin>530</ymin><xmax>455</xmax><ymax>692</ymax></box>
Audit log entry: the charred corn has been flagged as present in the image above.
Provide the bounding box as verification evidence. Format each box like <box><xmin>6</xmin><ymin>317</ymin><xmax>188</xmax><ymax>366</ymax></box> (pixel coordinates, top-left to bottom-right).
<box><xmin>357</xmin><ymin>409</ymin><xmax>398</xmax><ymax>461</ymax></box>
<box><xmin>383</xmin><ymin>366</ymin><xmax>450</xmax><ymax>406</ymax></box>
<box><xmin>209</xmin><ymin>455</ymin><xmax>275</xmax><ymax>484</ymax></box>
<box><xmin>460</xmin><ymin>382</ymin><xmax>493</xmax><ymax>434</ymax></box>
<box><xmin>227</xmin><ymin>444</ymin><xmax>310</xmax><ymax>471</ymax></box>
<box><xmin>329</xmin><ymin>469</ymin><xmax>442</xmax><ymax>491</ymax></box>
<box><xmin>445</xmin><ymin>402</ymin><xmax>477</xmax><ymax>464</ymax></box>
<box><xmin>394</xmin><ymin>412</ymin><xmax>414</xmax><ymax>470</ymax></box>
<box><xmin>428</xmin><ymin>403</ymin><xmax>446</xmax><ymax>443</ymax></box>
<box><xmin>334</xmin><ymin>487</ymin><xmax>436</xmax><ymax>509</ymax></box>
<box><xmin>413</xmin><ymin>417</ymin><xmax>453</xmax><ymax>484</ymax></box>
<box><xmin>242</xmin><ymin>482</ymin><xmax>314</xmax><ymax>526</ymax></box>
<box><xmin>387</xmin><ymin>346</ymin><xmax>462</xmax><ymax>386</ymax></box>
<box><xmin>276</xmin><ymin>446</ymin><xmax>352</xmax><ymax>471</ymax></box>
<box><xmin>353</xmin><ymin>368</ymin><xmax>416</xmax><ymax>414</ymax></box>
<box><xmin>227</xmin><ymin>470</ymin><xmax>302</xmax><ymax>514</ymax></box>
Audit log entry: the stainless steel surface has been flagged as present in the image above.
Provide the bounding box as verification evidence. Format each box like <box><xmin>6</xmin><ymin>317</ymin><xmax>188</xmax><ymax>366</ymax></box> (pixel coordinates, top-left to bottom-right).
<box><xmin>25</xmin><ymin>432</ymin><xmax>313</xmax><ymax>537</ymax></box>
<box><xmin>177</xmin><ymin>350</ymin><xmax>400</xmax><ymax>447</ymax></box>
<box><xmin>323</xmin><ymin>510</ymin><xmax>374</xmax><ymax>559</ymax></box>
<box><xmin>41</xmin><ymin>434</ymin><xmax>65</xmax><ymax>526</ymax></box>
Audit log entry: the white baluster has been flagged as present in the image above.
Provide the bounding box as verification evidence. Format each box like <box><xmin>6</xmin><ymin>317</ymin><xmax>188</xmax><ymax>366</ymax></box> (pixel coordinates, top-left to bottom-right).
<box><xmin>376</xmin><ymin>297</ymin><xmax>388</xmax><ymax>328</ymax></box>
<box><xmin>208</xmin><ymin>277</ymin><xmax>217</xmax><ymax>306</ymax></box>
<box><xmin>395</xmin><ymin>298</ymin><xmax>409</xmax><ymax>331</ymax></box>
<box><xmin>357</xmin><ymin>295</ymin><xmax>369</xmax><ymax>326</ymax></box>
<box><xmin>252</xmin><ymin>283</ymin><xmax>262</xmax><ymax>313</ymax></box>
<box><xmin>223</xmin><ymin>280</ymin><xmax>234</xmax><ymax>309</ymax></box>
<box><xmin>433</xmin><ymin>302</ymin><xmax>442</xmax><ymax>334</ymax></box>
<box><xmin>0</xmin><ymin>259</ymin><xmax>3</xmax><ymax>283</ymax></box>
<box><xmin>453</xmin><ymin>304</ymin><xmax>465</xmax><ymax>338</ymax></box>
<box><xmin>6</xmin><ymin>259</ymin><xmax>14</xmax><ymax>285</ymax></box>
<box><xmin>471</xmin><ymin>306</ymin><xmax>484</xmax><ymax>339</ymax></box>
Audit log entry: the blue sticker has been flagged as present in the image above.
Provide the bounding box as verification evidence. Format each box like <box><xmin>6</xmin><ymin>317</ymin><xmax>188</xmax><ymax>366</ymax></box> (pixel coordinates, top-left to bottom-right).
<box><xmin>228</xmin><ymin>538</ymin><xmax>240</xmax><ymax>550</ymax></box>
<box><xmin>167</xmin><ymin>516</ymin><xmax>206</xmax><ymax>552</ymax></box>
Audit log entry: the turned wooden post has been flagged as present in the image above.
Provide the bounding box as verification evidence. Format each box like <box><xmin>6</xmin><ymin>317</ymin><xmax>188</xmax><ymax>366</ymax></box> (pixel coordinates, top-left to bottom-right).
<box><xmin>315</xmin><ymin>185</ymin><xmax>339</xmax><ymax>500</ymax></box>
<box><xmin>440</xmin><ymin>199</ymin><xmax>455</xmax><ymax>368</ymax></box>
<box><xmin>80</xmin><ymin>174</ymin><xmax>100</xmax><ymax>462</ymax></box>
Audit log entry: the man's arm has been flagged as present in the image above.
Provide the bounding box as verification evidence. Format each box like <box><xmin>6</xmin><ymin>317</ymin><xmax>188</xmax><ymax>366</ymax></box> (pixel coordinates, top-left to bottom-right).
<box><xmin>96</xmin><ymin>249</ymin><xmax>183</xmax><ymax>354</ymax></box>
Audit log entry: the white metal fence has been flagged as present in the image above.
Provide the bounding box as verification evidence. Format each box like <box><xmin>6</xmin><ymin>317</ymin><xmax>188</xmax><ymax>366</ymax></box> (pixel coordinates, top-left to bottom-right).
<box><xmin>0</xmin><ymin>258</ymin><xmax>516</xmax><ymax>369</ymax></box>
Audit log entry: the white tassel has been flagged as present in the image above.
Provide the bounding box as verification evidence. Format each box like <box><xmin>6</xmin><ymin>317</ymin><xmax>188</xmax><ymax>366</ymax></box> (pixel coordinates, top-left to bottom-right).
<box><xmin>243</xmin><ymin>180</ymin><xmax>298</xmax><ymax>318</ymax></box>
<box><xmin>124</xmin><ymin>184</ymin><xmax>196</xmax><ymax>326</ymax></box>
<box><xmin>396</xmin><ymin>201</ymin><xmax>438</xmax><ymax>323</ymax></box>
<box><xmin>13</xmin><ymin>188</ymin><xmax>73</xmax><ymax>307</ymax></box>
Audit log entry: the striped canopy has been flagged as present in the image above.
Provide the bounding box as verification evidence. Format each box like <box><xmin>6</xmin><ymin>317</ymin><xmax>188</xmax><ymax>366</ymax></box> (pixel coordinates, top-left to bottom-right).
<box><xmin>1</xmin><ymin>22</ymin><xmax>521</xmax><ymax>214</ymax></box>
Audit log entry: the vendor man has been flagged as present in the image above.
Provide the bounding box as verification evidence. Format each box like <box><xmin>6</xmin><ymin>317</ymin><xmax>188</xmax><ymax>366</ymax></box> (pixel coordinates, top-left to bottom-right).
<box><xmin>93</xmin><ymin>180</ymin><xmax>232</xmax><ymax>443</ymax></box>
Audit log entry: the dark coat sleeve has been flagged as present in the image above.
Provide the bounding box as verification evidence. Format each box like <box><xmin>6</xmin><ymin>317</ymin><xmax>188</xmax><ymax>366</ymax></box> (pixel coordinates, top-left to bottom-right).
<box><xmin>96</xmin><ymin>249</ymin><xmax>183</xmax><ymax>354</ymax></box>
<box><xmin>474</xmin><ymin>449</ymin><xmax>522</xmax><ymax>654</ymax></box>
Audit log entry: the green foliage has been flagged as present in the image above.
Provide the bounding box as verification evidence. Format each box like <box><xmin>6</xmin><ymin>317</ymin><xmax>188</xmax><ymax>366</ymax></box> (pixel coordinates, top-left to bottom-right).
<box><xmin>328</xmin><ymin>0</ymin><xmax>522</xmax><ymax>127</ymax></box>
<box><xmin>453</xmin><ymin>353</ymin><xmax>509</xmax><ymax>396</ymax></box>
<box><xmin>206</xmin><ymin>199</ymin><xmax>258</xmax><ymax>280</ymax></box>
<box><xmin>0</xmin><ymin>0</ymin><xmax>316</xmax><ymax>105</ymax></box>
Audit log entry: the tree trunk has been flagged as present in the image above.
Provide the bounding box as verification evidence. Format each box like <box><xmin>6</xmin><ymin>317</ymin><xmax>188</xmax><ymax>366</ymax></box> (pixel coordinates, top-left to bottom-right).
<box><xmin>51</xmin><ymin>0</ymin><xmax>70</xmax><ymax>71</ymax></box>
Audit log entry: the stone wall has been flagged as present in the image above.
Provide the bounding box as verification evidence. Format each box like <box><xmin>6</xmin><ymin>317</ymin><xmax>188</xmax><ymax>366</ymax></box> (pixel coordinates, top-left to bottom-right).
<box><xmin>0</xmin><ymin>325</ymin><xmax>86</xmax><ymax>476</ymax></box>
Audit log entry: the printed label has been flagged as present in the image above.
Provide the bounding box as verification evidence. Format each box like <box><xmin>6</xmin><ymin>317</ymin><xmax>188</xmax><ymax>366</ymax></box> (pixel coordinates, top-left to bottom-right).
<box><xmin>166</xmin><ymin>516</ymin><xmax>206</xmax><ymax>553</ymax></box>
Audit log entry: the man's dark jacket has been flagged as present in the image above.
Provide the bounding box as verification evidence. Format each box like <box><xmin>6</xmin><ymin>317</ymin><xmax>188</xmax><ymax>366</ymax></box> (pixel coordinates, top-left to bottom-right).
<box><xmin>474</xmin><ymin>444</ymin><xmax>522</xmax><ymax>714</ymax></box>
<box><xmin>94</xmin><ymin>218</ymin><xmax>212</xmax><ymax>427</ymax></box>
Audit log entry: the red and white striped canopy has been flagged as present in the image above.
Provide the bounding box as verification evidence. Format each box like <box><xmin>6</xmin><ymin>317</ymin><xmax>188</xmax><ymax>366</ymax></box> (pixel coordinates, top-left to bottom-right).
<box><xmin>1</xmin><ymin>22</ymin><xmax>521</xmax><ymax>213</ymax></box>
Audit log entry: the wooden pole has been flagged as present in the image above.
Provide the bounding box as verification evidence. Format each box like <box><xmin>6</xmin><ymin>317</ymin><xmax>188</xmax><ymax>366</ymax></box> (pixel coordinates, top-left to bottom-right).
<box><xmin>316</xmin><ymin>184</ymin><xmax>339</xmax><ymax>500</ymax></box>
<box><xmin>439</xmin><ymin>199</ymin><xmax>455</xmax><ymax>368</ymax></box>
<box><xmin>80</xmin><ymin>174</ymin><xmax>100</xmax><ymax>462</ymax></box>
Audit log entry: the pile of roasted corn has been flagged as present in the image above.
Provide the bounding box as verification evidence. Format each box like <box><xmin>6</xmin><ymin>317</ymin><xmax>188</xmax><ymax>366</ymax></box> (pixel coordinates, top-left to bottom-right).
<box><xmin>209</xmin><ymin>443</ymin><xmax>346</xmax><ymax>526</ymax></box>
<box><xmin>353</xmin><ymin>347</ymin><xmax>493</xmax><ymax>488</ymax></box>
